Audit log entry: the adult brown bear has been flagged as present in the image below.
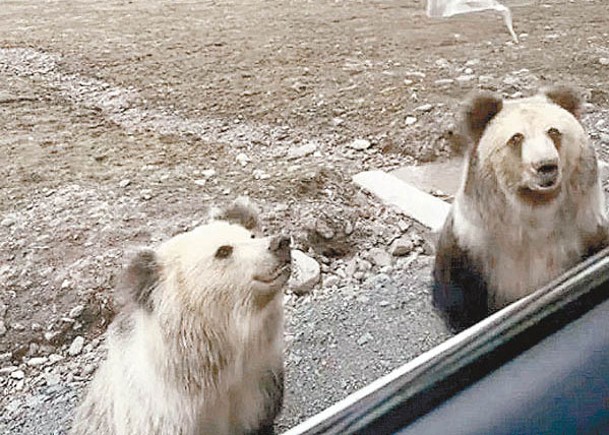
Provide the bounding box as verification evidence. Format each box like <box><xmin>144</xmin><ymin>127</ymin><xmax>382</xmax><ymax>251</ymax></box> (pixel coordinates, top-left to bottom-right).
<box><xmin>433</xmin><ymin>86</ymin><xmax>608</xmax><ymax>331</ymax></box>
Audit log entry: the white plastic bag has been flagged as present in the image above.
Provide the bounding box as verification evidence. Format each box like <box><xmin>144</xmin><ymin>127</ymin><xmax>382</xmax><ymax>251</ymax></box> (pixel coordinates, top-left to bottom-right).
<box><xmin>426</xmin><ymin>0</ymin><xmax>519</xmax><ymax>43</ymax></box>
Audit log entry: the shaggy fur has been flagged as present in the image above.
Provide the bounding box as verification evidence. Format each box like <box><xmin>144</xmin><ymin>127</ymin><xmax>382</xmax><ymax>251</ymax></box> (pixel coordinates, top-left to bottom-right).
<box><xmin>433</xmin><ymin>86</ymin><xmax>609</xmax><ymax>331</ymax></box>
<box><xmin>70</xmin><ymin>200</ymin><xmax>291</xmax><ymax>435</ymax></box>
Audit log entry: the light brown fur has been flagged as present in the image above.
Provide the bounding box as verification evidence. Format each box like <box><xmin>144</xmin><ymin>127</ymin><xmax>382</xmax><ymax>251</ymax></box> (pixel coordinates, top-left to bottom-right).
<box><xmin>434</xmin><ymin>86</ymin><xmax>608</xmax><ymax>329</ymax></box>
<box><xmin>70</xmin><ymin>201</ymin><xmax>290</xmax><ymax>435</ymax></box>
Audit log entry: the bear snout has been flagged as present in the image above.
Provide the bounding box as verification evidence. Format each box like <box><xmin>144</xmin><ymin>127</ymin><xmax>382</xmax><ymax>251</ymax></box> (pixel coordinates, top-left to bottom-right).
<box><xmin>534</xmin><ymin>161</ymin><xmax>560</xmax><ymax>187</ymax></box>
<box><xmin>270</xmin><ymin>236</ymin><xmax>291</xmax><ymax>262</ymax></box>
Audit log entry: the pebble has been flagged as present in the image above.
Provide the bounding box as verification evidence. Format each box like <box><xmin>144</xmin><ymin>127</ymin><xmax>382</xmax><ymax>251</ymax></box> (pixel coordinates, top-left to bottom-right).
<box><xmin>48</xmin><ymin>354</ymin><xmax>64</xmax><ymax>365</ymax></box>
<box><xmin>379</xmin><ymin>300</ymin><xmax>390</xmax><ymax>307</ymax></box>
<box><xmin>44</xmin><ymin>372</ymin><xmax>61</xmax><ymax>386</ymax></box>
<box><xmin>397</xmin><ymin>220</ymin><xmax>411</xmax><ymax>232</ymax></box>
<box><xmin>599</xmin><ymin>133</ymin><xmax>609</xmax><ymax>144</ymax></box>
<box><xmin>289</xmin><ymin>250</ymin><xmax>321</xmax><ymax>295</ymax></box>
<box><xmin>201</xmin><ymin>169</ymin><xmax>216</xmax><ymax>178</ymax></box>
<box><xmin>253</xmin><ymin>169</ymin><xmax>271</xmax><ymax>180</ymax></box>
<box><xmin>368</xmin><ymin>248</ymin><xmax>392</xmax><ymax>267</ymax></box>
<box><xmin>348</xmin><ymin>139</ymin><xmax>371</xmax><ymax>151</ymax></box>
<box><xmin>1</xmin><ymin>216</ymin><xmax>16</xmax><ymax>227</ymax></box>
<box><xmin>0</xmin><ymin>320</ymin><xmax>6</xmax><ymax>336</ymax></box>
<box><xmin>194</xmin><ymin>179</ymin><xmax>207</xmax><ymax>186</ymax></box>
<box><xmin>390</xmin><ymin>237</ymin><xmax>415</xmax><ymax>257</ymax></box>
<box><xmin>11</xmin><ymin>370</ymin><xmax>25</xmax><ymax>379</ymax></box>
<box><xmin>0</xmin><ymin>366</ymin><xmax>18</xmax><ymax>375</ymax></box>
<box><xmin>414</xmin><ymin>103</ymin><xmax>433</xmax><ymax>112</ymax></box>
<box><xmin>357</xmin><ymin>332</ymin><xmax>373</xmax><ymax>346</ymax></box>
<box><xmin>405</xmin><ymin>116</ymin><xmax>417</xmax><ymax>126</ymax></box>
<box><xmin>236</xmin><ymin>153</ymin><xmax>250</xmax><ymax>166</ymax></box>
<box><xmin>118</xmin><ymin>179</ymin><xmax>131</xmax><ymax>188</ymax></box>
<box><xmin>323</xmin><ymin>275</ymin><xmax>340</xmax><ymax>288</ymax></box>
<box><xmin>600</xmin><ymin>58</ymin><xmax>609</xmax><ymax>66</ymax></box>
<box><xmin>69</xmin><ymin>305</ymin><xmax>85</xmax><ymax>319</ymax></box>
<box><xmin>68</xmin><ymin>336</ymin><xmax>85</xmax><ymax>356</ymax></box>
<box><xmin>27</xmin><ymin>357</ymin><xmax>48</xmax><ymax>367</ymax></box>
<box><xmin>456</xmin><ymin>75</ymin><xmax>475</xmax><ymax>84</ymax></box>
<box><xmin>287</xmin><ymin>141</ymin><xmax>318</xmax><ymax>160</ymax></box>
<box><xmin>434</xmin><ymin>79</ymin><xmax>454</xmax><ymax>86</ymax></box>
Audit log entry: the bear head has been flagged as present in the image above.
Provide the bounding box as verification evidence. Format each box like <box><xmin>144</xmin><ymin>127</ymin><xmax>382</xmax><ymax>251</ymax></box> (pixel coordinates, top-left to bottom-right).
<box><xmin>460</xmin><ymin>85</ymin><xmax>598</xmax><ymax>210</ymax></box>
<box><xmin>118</xmin><ymin>198</ymin><xmax>292</xmax><ymax>317</ymax></box>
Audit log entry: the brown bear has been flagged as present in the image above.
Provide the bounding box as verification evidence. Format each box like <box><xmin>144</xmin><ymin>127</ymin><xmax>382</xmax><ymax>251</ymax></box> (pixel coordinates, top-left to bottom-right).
<box><xmin>70</xmin><ymin>199</ymin><xmax>291</xmax><ymax>435</ymax></box>
<box><xmin>433</xmin><ymin>86</ymin><xmax>608</xmax><ymax>331</ymax></box>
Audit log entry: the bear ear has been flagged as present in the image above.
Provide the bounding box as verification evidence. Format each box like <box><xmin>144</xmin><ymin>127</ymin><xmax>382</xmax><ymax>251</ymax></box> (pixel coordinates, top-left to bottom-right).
<box><xmin>214</xmin><ymin>197</ymin><xmax>260</xmax><ymax>231</ymax></box>
<box><xmin>542</xmin><ymin>85</ymin><xmax>582</xmax><ymax>119</ymax></box>
<box><xmin>118</xmin><ymin>249</ymin><xmax>160</xmax><ymax>312</ymax></box>
<box><xmin>462</xmin><ymin>91</ymin><xmax>503</xmax><ymax>143</ymax></box>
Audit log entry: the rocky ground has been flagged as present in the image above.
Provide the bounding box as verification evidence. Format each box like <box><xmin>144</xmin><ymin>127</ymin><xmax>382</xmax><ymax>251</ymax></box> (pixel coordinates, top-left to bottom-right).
<box><xmin>1</xmin><ymin>0</ymin><xmax>609</xmax><ymax>433</ymax></box>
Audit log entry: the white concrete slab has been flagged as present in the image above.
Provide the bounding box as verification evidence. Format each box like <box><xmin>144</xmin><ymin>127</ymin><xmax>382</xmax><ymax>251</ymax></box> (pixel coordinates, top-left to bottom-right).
<box><xmin>391</xmin><ymin>158</ymin><xmax>464</xmax><ymax>198</ymax></box>
<box><xmin>353</xmin><ymin>170</ymin><xmax>451</xmax><ymax>232</ymax></box>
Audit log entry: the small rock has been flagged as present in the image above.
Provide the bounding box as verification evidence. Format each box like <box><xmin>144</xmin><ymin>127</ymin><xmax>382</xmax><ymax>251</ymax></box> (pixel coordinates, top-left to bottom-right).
<box><xmin>44</xmin><ymin>331</ymin><xmax>61</xmax><ymax>342</ymax></box>
<box><xmin>434</xmin><ymin>79</ymin><xmax>454</xmax><ymax>86</ymax></box>
<box><xmin>236</xmin><ymin>153</ymin><xmax>250</xmax><ymax>166</ymax></box>
<box><xmin>193</xmin><ymin>179</ymin><xmax>207</xmax><ymax>186</ymax></box>
<box><xmin>289</xmin><ymin>250</ymin><xmax>321</xmax><ymax>296</ymax></box>
<box><xmin>68</xmin><ymin>336</ymin><xmax>85</xmax><ymax>356</ymax></box>
<box><xmin>348</xmin><ymin>138</ymin><xmax>371</xmax><ymax>151</ymax></box>
<box><xmin>252</xmin><ymin>169</ymin><xmax>271</xmax><ymax>180</ymax></box>
<box><xmin>368</xmin><ymin>248</ymin><xmax>392</xmax><ymax>267</ymax></box>
<box><xmin>405</xmin><ymin>116</ymin><xmax>417</xmax><ymax>126</ymax></box>
<box><xmin>414</xmin><ymin>103</ymin><xmax>433</xmax><ymax>112</ymax></box>
<box><xmin>287</xmin><ymin>142</ymin><xmax>318</xmax><ymax>160</ymax></box>
<box><xmin>464</xmin><ymin>67</ymin><xmax>474</xmax><ymax>75</ymax></box>
<box><xmin>1</xmin><ymin>216</ymin><xmax>16</xmax><ymax>227</ymax></box>
<box><xmin>11</xmin><ymin>369</ymin><xmax>25</xmax><ymax>379</ymax></box>
<box><xmin>390</xmin><ymin>237</ymin><xmax>415</xmax><ymax>257</ymax></box>
<box><xmin>201</xmin><ymin>169</ymin><xmax>216</xmax><ymax>178</ymax></box>
<box><xmin>357</xmin><ymin>332</ymin><xmax>373</xmax><ymax>346</ymax></box>
<box><xmin>324</xmin><ymin>275</ymin><xmax>340</xmax><ymax>288</ymax></box>
<box><xmin>82</xmin><ymin>364</ymin><xmax>96</xmax><ymax>376</ymax></box>
<box><xmin>405</xmin><ymin>71</ymin><xmax>426</xmax><ymax>79</ymax></box>
<box><xmin>379</xmin><ymin>300</ymin><xmax>390</xmax><ymax>307</ymax></box>
<box><xmin>0</xmin><ymin>352</ymin><xmax>12</xmax><ymax>362</ymax></box>
<box><xmin>600</xmin><ymin>58</ymin><xmax>609</xmax><ymax>66</ymax></box>
<box><xmin>456</xmin><ymin>75</ymin><xmax>476</xmax><ymax>84</ymax></box>
<box><xmin>69</xmin><ymin>305</ymin><xmax>85</xmax><ymax>319</ymax></box>
<box><xmin>48</xmin><ymin>354</ymin><xmax>64</xmax><ymax>365</ymax></box>
<box><xmin>118</xmin><ymin>179</ymin><xmax>131</xmax><ymax>188</ymax></box>
<box><xmin>0</xmin><ymin>365</ymin><xmax>18</xmax><ymax>375</ymax></box>
<box><xmin>0</xmin><ymin>320</ymin><xmax>6</xmax><ymax>337</ymax></box>
<box><xmin>27</xmin><ymin>357</ymin><xmax>48</xmax><ymax>367</ymax></box>
<box><xmin>397</xmin><ymin>220</ymin><xmax>412</xmax><ymax>232</ymax></box>
<box><xmin>44</xmin><ymin>372</ymin><xmax>61</xmax><ymax>386</ymax></box>
<box><xmin>599</xmin><ymin>133</ymin><xmax>609</xmax><ymax>144</ymax></box>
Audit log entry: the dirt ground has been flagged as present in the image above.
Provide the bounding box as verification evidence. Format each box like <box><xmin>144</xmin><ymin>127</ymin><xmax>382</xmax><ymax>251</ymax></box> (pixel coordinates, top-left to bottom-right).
<box><xmin>1</xmin><ymin>0</ymin><xmax>609</xmax><ymax>433</ymax></box>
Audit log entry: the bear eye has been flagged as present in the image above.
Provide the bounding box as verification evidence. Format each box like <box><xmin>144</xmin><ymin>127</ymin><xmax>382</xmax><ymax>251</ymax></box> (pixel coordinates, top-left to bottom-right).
<box><xmin>215</xmin><ymin>245</ymin><xmax>233</xmax><ymax>259</ymax></box>
<box><xmin>250</xmin><ymin>234</ymin><xmax>256</xmax><ymax>239</ymax></box>
<box><xmin>508</xmin><ymin>133</ymin><xmax>524</xmax><ymax>147</ymax></box>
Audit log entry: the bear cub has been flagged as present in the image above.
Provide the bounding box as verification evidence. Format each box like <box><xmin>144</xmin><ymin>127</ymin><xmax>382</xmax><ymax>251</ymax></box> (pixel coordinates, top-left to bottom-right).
<box><xmin>70</xmin><ymin>199</ymin><xmax>291</xmax><ymax>435</ymax></box>
<box><xmin>433</xmin><ymin>86</ymin><xmax>608</xmax><ymax>332</ymax></box>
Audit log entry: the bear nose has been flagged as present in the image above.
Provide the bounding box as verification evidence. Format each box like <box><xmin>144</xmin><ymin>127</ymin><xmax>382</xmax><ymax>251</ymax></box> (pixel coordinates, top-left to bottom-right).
<box><xmin>534</xmin><ymin>160</ymin><xmax>559</xmax><ymax>186</ymax></box>
<box><xmin>270</xmin><ymin>236</ymin><xmax>291</xmax><ymax>261</ymax></box>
